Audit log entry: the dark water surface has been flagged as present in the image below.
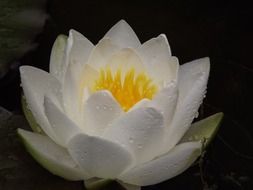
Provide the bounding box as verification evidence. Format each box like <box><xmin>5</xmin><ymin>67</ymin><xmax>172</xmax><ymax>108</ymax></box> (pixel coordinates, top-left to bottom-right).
<box><xmin>0</xmin><ymin>0</ymin><xmax>252</xmax><ymax>189</ymax></box>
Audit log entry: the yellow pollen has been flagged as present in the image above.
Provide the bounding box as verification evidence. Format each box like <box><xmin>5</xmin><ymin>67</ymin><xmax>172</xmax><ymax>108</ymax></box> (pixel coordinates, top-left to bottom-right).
<box><xmin>92</xmin><ymin>67</ymin><xmax>158</xmax><ymax>111</ymax></box>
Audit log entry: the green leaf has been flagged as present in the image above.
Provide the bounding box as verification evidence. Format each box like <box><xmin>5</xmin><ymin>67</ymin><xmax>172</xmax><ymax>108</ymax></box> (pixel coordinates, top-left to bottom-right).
<box><xmin>180</xmin><ymin>112</ymin><xmax>224</xmax><ymax>147</ymax></box>
<box><xmin>21</xmin><ymin>95</ymin><xmax>44</xmax><ymax>134</ymax></box>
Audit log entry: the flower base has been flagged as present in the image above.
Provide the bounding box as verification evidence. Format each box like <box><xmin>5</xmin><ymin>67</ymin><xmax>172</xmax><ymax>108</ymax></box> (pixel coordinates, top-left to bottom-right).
<box><xmin>85</xmin><ymin>179</ymin><xmax>126</xmax><ymax>190</ymax></box>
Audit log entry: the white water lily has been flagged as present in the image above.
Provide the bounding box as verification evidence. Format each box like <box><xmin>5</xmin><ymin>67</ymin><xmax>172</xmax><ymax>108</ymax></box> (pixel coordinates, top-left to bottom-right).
<box><xmin>18</xmin><ymin>20</ymin><xmax>222</xmax><ymax>190</ymax></box>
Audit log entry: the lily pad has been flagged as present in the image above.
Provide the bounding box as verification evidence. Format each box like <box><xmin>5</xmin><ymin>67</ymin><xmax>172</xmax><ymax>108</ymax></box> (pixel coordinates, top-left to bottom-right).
<box><xmin>180</xmin><ymin>112</ymin><xmax>224</xmax><ymax>147</ymax></box>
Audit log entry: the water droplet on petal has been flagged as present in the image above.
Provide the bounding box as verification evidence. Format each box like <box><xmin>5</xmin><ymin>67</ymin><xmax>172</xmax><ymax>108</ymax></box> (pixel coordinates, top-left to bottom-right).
<box><xmin>194</xmin><ymin>111</ymin><xmax>199</xmax><ymax>118</ymax></box>
<box><xmin>129</xmin><ymin>137</ymin><xmax>134</xmax><ymax>143</ymax></box>
<box><xmin>121</xmin><ymin>143</ymin><xmax>126</xmax><ymax>147</ymax></box>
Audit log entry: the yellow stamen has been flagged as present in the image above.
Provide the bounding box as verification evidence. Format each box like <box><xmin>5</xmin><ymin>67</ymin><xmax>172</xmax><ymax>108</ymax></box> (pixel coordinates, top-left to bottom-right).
<box><xmin>92</xmin><ymin>67</ymin><xmax>158</xmax><ymax>111</ymax></box>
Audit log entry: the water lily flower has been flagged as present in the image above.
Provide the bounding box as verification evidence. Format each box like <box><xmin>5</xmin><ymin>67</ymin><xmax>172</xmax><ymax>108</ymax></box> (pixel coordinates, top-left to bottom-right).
<box><xmin>18</xmin><ymin>20</ymin><xmax>223</xmax><ymax>190</ymax></box>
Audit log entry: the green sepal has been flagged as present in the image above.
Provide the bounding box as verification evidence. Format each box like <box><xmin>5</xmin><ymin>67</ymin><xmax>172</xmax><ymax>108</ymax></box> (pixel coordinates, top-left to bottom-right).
<box><xmin>17</xmin><ymin>128</ymin><xmax>85</xmax><ymax>181</ymax></box>
<box><xmin>180</xmin><ymin>112</ymin><xmax>224</xmax><ymax>148</ymax></box>
<box><xmin>21</xmin><ymin>95</ymin><xmax>44</xmax><ymax>134</ymax></box>
<box><xmin>85</xmin><ymin>179</ymin><xmax>126</xmax><ymax>190</ymax></box>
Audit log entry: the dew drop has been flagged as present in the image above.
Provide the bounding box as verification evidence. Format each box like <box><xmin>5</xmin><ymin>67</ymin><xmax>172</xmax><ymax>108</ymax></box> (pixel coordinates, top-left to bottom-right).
<box><xmin>129</xmin><ymin>137</ymin><xmax>134</xmax><ymax>143</ymax></box>
<box><xmin>103</xmin><ymin>105</ymin><xmax>108</xmax><ymax>110</ymax></box>
<box><xmin>194</xmin><ymin>111</ymin><xmax>199</xmax><ymax>118</ymax></box>
<box><xmin>96</xmin><ymin>105</ymin><xmax>100</xmax><ymax>110</ymax></box>
<box><xmin>121</xmin><ymin>143</ymin><xmax>126</xmax><ymax>147</ymax></box>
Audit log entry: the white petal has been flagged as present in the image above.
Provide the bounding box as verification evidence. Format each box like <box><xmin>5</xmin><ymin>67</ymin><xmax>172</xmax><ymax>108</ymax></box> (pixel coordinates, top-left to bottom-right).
<box><xmin>83</xmin><ymin>90</ymin><xmax>123</xmax><ymax>136</ymax></box>
<box><xmin>178</xmin><ymin>57</ymin><xmax>210</xmax><ymax>100</ymax></box>
<box><xmin>103</xmin><ymin>20</ymin><xmax>141</xmax><ymax>48</ymax></box>
<box><xmin>79</xmin><ymin>65</ymin><xmax>99</xmax><ymax>101</ymax></box>
<box><xmin>127</xmin><ymin>98</ymin><xmax>151</xmax><ymax>112</ymax></box>
<box><xmin>67</xmin><ymin>29</ymin><xmax>94</xmax><ymax>68</ymax></box>
<box><xmin>119</xmin><ymin>141</ymin><xmax>201</xmax><ymax>186</ymax></box>
<box><xmin>103</xmin><ymin>107</ymin><xmax>164</xmax><ymax>164</ymax></box>
<box><xmin>137</xmin><ymin>35</ymin><xmax>178</xmax><ymax>85</ymax></box>
<box><xmin>62</xmin><ymin>30</ymin><xmax>94</xmax><ymax>123</ymax></box>
<box><xmin>164</xmin><ymin>58</ymin><xmax>210</xmax><ymax>151</ymax></box>
<box><xmin>44</xmin><ymin>96</ymin><xmax>83</xmax><ymax>147</ymax></box>
<box><xmin>106</xmin><ymin>48</ymin><xmax>145</xmax><ymax>76</ymax></box>
<box><xmin>149</xmin><ymin>83</ymin><xmax>178</xmax><ymax>127</ymax></box>
<box><xmin>67</xmin><ymin>133</ymin><xmax>134</xmax><ymax>178</ymax></box>
<box><xmin>62</xmin><ymin>64</ymin><xmax>80</xmax><ymax>125</ymax></box>
<box><xmin>138</xmin><ymin>34</ymin><xmax>171</xmax><ymax>59</ymax></box>
<box><xmin>49</xmin><ymin>34</ymin><xmax>68</xmax><ymax>82</ymax></box>
<box><xmin>20</xmin><ymin>66</ymin><xmax>62</xmax><ymax>144</ymax></box>
<box><xmin>86</xmin><ymin>38</ymin><xmax>119</xmax><ymax>70</ymax></box>
<box><xmin>153</xmin><ymin>57</ymin><xmax>179</xmax><ymax>86</ymax></box>
<box><xmin>18</xmin><ymin>129</ymin><xmax>90</xmax><ymax>180</ymax></box>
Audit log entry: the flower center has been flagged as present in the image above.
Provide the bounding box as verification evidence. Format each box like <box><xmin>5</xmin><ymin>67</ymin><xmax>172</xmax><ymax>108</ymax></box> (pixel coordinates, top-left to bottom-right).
<box><xmin>92</xmin><ymin>67</ymin><xmax>158</xmax><ymax>111</ymax></box>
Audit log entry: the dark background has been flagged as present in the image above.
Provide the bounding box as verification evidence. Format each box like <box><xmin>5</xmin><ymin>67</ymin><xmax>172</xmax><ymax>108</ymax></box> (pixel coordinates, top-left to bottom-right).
<box><xmin>0</xmin><ymin>0</ymin><xmax>253</xmax><ymax>189</ymax></box>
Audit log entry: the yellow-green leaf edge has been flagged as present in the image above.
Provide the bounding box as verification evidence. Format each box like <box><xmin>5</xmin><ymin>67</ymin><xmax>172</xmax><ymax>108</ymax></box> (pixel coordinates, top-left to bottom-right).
<box><xmin>180</xmin><ymin>112</ymin><xmax>224</xmax><ymax>147</ymax></box>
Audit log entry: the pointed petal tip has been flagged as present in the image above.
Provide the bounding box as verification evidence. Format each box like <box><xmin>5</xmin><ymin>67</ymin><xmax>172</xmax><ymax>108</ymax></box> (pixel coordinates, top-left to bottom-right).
<box><xmin>19</xmin><ymin>65</ymin><xmax>32</xmax><ymax>73</ymax></box>
<box><xmin>55</xmin><ymin>34</ymin><xmax>68</xmax><ymax>41</ymax></box>
<box><xmin>158</xmin><ymin>33</ymin><xmax>168</xmax><ymax>42</ymax></box>
<box><xmin>68</xmin><ymin>29</ymin><xmax>83</xmax><ymax>37</ymax></box>
<box><xmin>117</xmin><ymin>19</ymin><xmax>129</xmax><ymax>25</ymax></box>
<box><xmin>104</xmin><ymin>19</ymin><xmax>140</xmax><ymax>48</ymax></box>
<box><xmin>110</xmin><ymin>19</ymin><xmax>132</xmax><ymax>31</ymax></box>
<box><xmin>183</xmin><ymin>57</ymin><xmax>211</xmax><ymax>76</ymax></box>
<box><xmin>20</xmin><ymin>65</ymin><xmax>44</xmax><ymax>75</ymax></box>
<box><xmin>69</xmin><ymin>28</ymin><xmax>77</xmax><ymax>35</ymax></box>
<box><xmin>200</xmin><ymin>57</ymin><xmax>210</xmax><ymax>71</ymax></box>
